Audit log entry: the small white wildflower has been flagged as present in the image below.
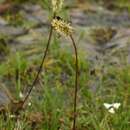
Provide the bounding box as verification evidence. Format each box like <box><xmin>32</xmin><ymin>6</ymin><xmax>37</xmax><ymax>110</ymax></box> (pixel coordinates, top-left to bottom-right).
<box><xmin>28</xmin><ymin>102</ymin><xmax>32</xmax><ymax>106</ymax></box>
<box><xmin>108</xmin><ymin>108</ymin><xmax>115</xmax><ymax>114</ymax></box>
<box><xmin>103</xmin><ymin>103</ymin><xmax>121</xmax><ymax>114</ymax></box>
<box><xmin>19</xmin><ymin>92</ymin><xmax>24</xmax><ymax>98</ymax></box>
<box><xmin>104</xmin><ymin>103</ymin><xmax>112</xmax><ymax>109</ymax></box>
<box><xmin>112</xmin><ymin>103</ymin><xmax>121</xmax><ymax>109</ymax></box>
<box><xmin>9</xmin><ymin>114</ymin><xmax>16</xmax><ymax>118</ymax></box>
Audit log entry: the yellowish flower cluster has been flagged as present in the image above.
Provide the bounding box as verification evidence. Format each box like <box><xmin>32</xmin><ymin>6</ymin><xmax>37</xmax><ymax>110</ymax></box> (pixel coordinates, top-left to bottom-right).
<box><xmin>52</xmin><ymin>0</ymin><xmax>64</xmax><ymax>12</ymax></box>
<box><xmin>51</xmin><ymin>18</ymin><xmax>74</xmax><ymax>36</ymax></box>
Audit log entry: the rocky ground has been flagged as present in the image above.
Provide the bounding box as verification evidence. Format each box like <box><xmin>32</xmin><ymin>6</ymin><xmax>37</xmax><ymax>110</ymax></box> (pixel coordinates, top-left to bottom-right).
<box><xmin>0</xmin><ymin>3</ymin><xmax>129</xmax><ymax>129</ymax></box>
<box><xmin>0</xmin><ymin>2</ymin><xmax>130</xmax><ymax>92</ymax></box>
<box><xmin>0</xmin><ymin>3</ymin><xmax>129</xmax><ymax>62</ymax></box>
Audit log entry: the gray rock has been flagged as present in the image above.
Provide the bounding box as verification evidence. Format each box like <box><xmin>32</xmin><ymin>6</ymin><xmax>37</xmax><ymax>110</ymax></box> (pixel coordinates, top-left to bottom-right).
<box><xmin>15</xmin><ymin>31</ymin><xmax>43</xmax><ymax>45</ymax></box>
<box><xmin>20</xmin><ymin>11</ymin><xmax>41</xmax><ymax>25</ymax></box>
<box><xmin>70</xmin><ymin>9</ymin><xmax>130</xmax><ymax>27</ymax></box>
<box><xmin>20</xmin><ymin>4</ymin><xmax>48</xmax><ymax>27</ymax></box>
<box><xmin>32</xmin><ymin>10</ymin><xmax>48</xmax><ymax>24</ymax></box>
<box><xmin>0</xmin><ymin>25</ymin><xmax>27</xmax><ymax>36</ymax></box>
<box><xmin>22</xmin><ymin>4</ymin><xmax>42</xmax><ymax>13</ymax></box>
<box><xmin>0</xmin><ymin>90</ymin><xmax>10</xmax><ymax>107</ymax></box>
<box><xmin>0</xmin><ymin>87</ymin><xmax>11</xmax><ymax>107</ymax></box>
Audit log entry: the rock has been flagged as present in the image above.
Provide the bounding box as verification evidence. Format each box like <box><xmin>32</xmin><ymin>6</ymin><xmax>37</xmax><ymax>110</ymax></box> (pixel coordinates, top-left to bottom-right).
<box><xmin>16</xmin><ymin>34</ymin><xmax>37</xmax><ymax>45</ymax></box>
<box><xmin>0</xmin><ymin>88</ymin><xmax>11</xmax><ymax>107</ymax></box>
<box><xmin>70</xmin><ymin>8</ymin><xmax>130</xmax><ymax>27</ymax></box>
<box><xmin>20</xmin><ymin>11</ymin><xmax>41</xmax><ymax>25</ymax></box>
<box><xmin>20</xmin><ymin>4</ymin><xmax>48</xmax><ymax>27</ymax></box>
<box><xmin>22</xmin><ymin>4</ymin><xmax>42</xmax><ymax>13</ymax></box>
<box><xmin>32</xmin><ymin>9</ymin><xmax>48</xmax><ymax>24</ymax></box>
<box><xmin>30</xmin><ymin>27</ymin><xmax>48</xmax><ymax>35</ymax></box>
<box><xmin>0</xmin><ymin>84</ymin><xmax>14</xmax><ymax>109</ymax></box>
<box><xmin>15</xmin><ymin>30</ymin><xmax>43</xmax><ymax>45</ymax></box>
<box><xmin>70</xmin><ymin>9</ymin><xmax>87</xmax><ymax>26</ymax></box>
<box><xmin>0</xmin><ymin>25</ymin><xmax>27</xmax><ymax>36</ymax></box>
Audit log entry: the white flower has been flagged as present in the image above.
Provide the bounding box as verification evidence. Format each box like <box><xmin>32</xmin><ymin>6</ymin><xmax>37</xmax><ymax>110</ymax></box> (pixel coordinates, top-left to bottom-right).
<box><xmin>108</xmin><ymin>108</ymin><xmax>115</xmax><ymax>114</ymax></box>
<box><xmin>19</xmin><ymin>92</ymin><xmax>24</xmax><ymax>98</ymax></box>
<box><xmin>103</xmin><ymin>103</ymin><xmax>121</xmax><ymax>114</ymax></box>
<box><xmin>9</xmin><ymin>114</ymin><xmax>16</xmax><ymax>118</ymax></box>
<box><xmin>112</xmin><ymin>103</ymin><xmax>121</xmax><ymax>109</ymax></box>
<box><xmin>104</xmin><ymin>103</ymin><xmax>112</xmax><ymax>109</ymax></box>
<box><xmin>28</xmin><ymin>102</ymin><xmax>32</xmax><ymax>106</ymax></box>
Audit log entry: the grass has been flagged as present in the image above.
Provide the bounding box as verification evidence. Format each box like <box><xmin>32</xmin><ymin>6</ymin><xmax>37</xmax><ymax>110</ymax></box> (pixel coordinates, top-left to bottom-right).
<box><xmin>0</xmin><ymin>0</ymin><xmax>130</xmax><ymax>130</ymax></box>
<box><xmin>0</xmin><ymin>35</ymin><xmax>130</xmax><ymax>129</ymax></box>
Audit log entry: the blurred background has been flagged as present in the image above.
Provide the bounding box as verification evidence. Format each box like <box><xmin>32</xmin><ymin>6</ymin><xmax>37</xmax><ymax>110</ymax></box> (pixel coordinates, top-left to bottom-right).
<box><xmin>0</xmin><ymin>0</ymin><xmax>130</xmax><ymax>129</ymax></box>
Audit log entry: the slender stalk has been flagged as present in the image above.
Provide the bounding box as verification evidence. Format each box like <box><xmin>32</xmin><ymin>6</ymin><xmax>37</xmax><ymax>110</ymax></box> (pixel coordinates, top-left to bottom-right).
<box><xmin>22</xmin><ymin>25</ymin><xmax>53</xmax><ymax>106</ymax></box>
<box><xmin>70</xmin><ymin>35</ymin><xmax>79</xmax><ymax>130</ymax></box>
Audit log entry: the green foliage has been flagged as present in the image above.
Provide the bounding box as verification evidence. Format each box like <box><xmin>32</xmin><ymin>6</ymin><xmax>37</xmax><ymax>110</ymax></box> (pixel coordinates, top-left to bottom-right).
<box><xmin>0</xmin><ymin>35</ymin><xmax>10</xmax><ymax>56</ymax></box>
<box><xmin>0</xmin><ymin>36</ymin><xmax>130</xmax><ymax>129</ymax></box>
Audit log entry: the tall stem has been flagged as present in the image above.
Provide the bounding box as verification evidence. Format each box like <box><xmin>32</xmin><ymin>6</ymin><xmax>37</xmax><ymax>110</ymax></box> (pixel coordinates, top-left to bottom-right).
<box><xmin>22</xmin><ymin>25</ymin><xmax>53</xmax><ymax>105</ymax></box>
<box><xmin>70</xmin><ymin>35</ymin><xmax>79</xmax><ymax>130</ymax></box>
